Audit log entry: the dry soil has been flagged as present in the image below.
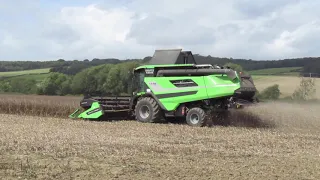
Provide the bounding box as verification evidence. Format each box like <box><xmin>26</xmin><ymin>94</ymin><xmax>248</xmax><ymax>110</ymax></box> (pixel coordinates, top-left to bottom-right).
<box><xmin>0</xmin><ymin>102</ymin><xmax>320</xmax><ymax>179</ymax></box>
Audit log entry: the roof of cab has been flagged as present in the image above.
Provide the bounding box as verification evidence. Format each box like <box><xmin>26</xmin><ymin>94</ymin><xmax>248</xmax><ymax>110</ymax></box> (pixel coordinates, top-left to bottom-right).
<box><xmin>134</xmin><ymin>64</ymin><xmax>195</xmax><ymax>70</ymax></box>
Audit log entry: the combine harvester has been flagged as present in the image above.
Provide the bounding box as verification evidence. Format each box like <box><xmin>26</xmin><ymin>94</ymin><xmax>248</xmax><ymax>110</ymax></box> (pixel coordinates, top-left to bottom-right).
<box><xmin>69</xmin><ymin>49</ymin><xmax>258</xmax><ymax>127</ymax></box>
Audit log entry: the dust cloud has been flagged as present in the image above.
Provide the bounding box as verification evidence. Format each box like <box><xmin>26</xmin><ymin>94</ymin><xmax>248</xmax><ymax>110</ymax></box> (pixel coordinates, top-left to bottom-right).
<box><xmin>214</xmin><ymin>101</ymin><xmax>320</xmax><ymax>132</ymax></box>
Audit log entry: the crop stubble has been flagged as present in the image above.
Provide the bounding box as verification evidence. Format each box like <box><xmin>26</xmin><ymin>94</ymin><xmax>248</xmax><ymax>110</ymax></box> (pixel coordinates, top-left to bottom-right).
<box><xmin>0</xmin><ymin>95</ymin><xmax>320</xmax><ymax>179</ymax></box>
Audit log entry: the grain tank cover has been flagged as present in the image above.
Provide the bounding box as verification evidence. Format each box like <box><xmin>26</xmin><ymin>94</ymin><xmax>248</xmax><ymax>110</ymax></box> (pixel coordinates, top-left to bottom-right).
<box><xmin>148</xmin><ymin>49</ymin><xmax>197</xmax><ymax>65</ymax></box>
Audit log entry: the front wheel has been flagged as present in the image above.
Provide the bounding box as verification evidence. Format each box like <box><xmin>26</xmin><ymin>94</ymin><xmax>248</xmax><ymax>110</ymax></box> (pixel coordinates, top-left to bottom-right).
<box><xmin>135</xmin><ymin>97</ymin><xmax>164</xmax><ymax>123</ymax></box>
<box><xmin>186</xmin><ymin>107</ymin><xmax>207</xmax><ymax>127</ymax></box>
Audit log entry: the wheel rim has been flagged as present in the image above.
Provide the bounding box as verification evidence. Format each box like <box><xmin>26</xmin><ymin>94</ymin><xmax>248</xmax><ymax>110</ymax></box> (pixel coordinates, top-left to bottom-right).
<box><xmin>139</xmin><ymin>105</ymin><xmax>150</xmax><ymax>119</ymax></box>
<box><xmin>190</xmin><ymin>113</ymin><xmax>199</xmax><ymax>124</ymax></box>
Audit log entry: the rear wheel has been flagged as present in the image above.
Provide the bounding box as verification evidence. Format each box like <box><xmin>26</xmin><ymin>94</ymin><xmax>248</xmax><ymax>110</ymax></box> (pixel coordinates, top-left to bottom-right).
<box><xmin>186</xmin><ymin>107</ymin><xmax>207</xmax><ymax>127</ymax></box>
<box><xmin>135</xmin><ymin>97</ymin><xmax>164</xmax><ymax>123</ymax></box>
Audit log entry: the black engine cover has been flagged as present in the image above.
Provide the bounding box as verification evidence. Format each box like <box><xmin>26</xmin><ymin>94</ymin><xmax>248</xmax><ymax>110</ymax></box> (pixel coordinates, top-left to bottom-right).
<box><xmin>234</xmin><ymin>74</ymin><xmax>257</xmax><ymax>101</ymax></box>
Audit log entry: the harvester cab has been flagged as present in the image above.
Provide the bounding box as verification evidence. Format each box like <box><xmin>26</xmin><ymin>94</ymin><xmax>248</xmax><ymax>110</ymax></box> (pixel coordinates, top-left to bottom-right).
<box><xmin>69</xmin><ymin>49</ymin><xmax>258</xmax><ymax>127</ymax></box>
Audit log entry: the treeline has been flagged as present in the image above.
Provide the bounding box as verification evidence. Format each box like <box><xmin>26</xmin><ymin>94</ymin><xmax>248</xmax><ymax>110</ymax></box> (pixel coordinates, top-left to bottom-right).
<box><xmin>193</xmin><ymin>55</ymin><xmax>320</xmax><ymax>75</ymax></box>
<box><xmin>49</xmin><ymin>58</ymin><xmax>145</xmax><ymax>75</ymax></box>
<box><xmin>1</xmin><ymin>54</ymin><xmax>320</xmax><ymax>75</ymax></box>
<box><xmin>47</xmin><ymin>56</ymin><xmax>320</xmax><ymax>76</ymax></box>
<box><xmin>0</xmin><ymin>58</ymin><xmax>145</xmax><ymax>73</ymax></box>
<box><xmin>194</xmin><ymin>55</ymin><xmax>317</xmax><ymax>70</ymax></box>
<box><xmin>0</xmin><ymin>62</ymin><xmax>141</xmax><ymax>96</ymax></box>
<box><xmin>40</xmin><ymin>61</ymin><xmax>140</xmax><ymax>96</ymax></box>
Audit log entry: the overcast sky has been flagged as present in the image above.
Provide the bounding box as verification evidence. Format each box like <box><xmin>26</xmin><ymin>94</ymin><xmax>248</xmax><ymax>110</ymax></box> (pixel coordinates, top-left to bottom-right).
<box><xmin>0</xmin><ymin>0</ymin><xmax>319</xmax><ymax>61</ymax></box>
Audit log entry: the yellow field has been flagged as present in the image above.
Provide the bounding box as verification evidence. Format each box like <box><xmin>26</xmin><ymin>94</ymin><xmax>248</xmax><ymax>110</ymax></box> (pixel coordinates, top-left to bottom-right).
<box><xmin>253</xmin><ymin>76</ymin><xmax>320</xmax><ymax>98</ymax></box>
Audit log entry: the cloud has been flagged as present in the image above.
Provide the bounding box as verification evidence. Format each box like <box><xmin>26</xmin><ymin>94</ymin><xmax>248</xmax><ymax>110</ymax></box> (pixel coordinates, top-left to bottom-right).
<box><xmin>0</xmin><ymin>0</ymin><xmax>319</xmax><ymax>60</ymax></box>
<box><xmin>265</xmin><ymin>20</ymin><xmax>320</xmax><ymax>58</ymax></box>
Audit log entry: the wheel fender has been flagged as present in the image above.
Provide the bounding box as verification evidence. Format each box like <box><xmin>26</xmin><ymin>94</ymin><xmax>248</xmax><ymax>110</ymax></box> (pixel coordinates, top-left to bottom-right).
<box><xmin>143</xmin><ymin>92</ymin><xmax>168</xmax><ymax>111</ymax></box>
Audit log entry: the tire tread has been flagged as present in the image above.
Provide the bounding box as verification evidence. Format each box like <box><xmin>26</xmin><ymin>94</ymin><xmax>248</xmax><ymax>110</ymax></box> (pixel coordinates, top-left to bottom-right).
<box><xmin>135</xmin><ymin>97</ymin><xmax>164</xmax><ymax>123</ymax></box>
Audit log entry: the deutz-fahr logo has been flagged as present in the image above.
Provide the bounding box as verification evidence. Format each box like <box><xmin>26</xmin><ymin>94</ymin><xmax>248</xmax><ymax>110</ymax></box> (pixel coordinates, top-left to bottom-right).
<box><xmin>145</xmin><ymin>68</ymin><xmax>154</xmax><ymax>74</ymax></box>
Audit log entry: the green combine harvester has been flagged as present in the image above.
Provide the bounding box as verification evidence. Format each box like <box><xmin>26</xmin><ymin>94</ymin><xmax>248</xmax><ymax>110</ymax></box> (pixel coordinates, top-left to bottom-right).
<box><xmin>69</xmin><ymin>49</ymin><xmax>258</xmax><ymax>127</ymax></box>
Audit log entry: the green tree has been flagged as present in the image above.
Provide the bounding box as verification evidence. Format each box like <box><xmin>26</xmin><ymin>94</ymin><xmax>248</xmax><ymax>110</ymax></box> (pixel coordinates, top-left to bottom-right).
<box><xmin>291</xmin><ymin>77</ymin><xmax>316</xmax><ymax>101</ymax></box>
<box><xmin>60</xmin><ymin>76</ymin><xmax>73</xmax><ymax>95</ymax></box>
<box><xmin>103</xmin><ymin>65</ymin><xmax>124</xmax><ymax>95</ymax></box>
<box><xmin>0</xmin><ymin>81</ymin><xmax>12</xmax><ymax>92</ymax></box>
<box><xmin>95</xmin><ymin>64</ymin><xmax>114</xmax><ymax>94</ymax></box>
<box><xmin>37</xmin><ymin>72</ymin><xmax>69</xmax><ymax>95</ymax></box>
<box><xmin>7</xmin><ymin>78</ymin><xmax>37</xmax><ymax>94</ymax></box>
<box><xmin>257</xmin><ymin>84</ymin><xmax>281</xmax><ymax>100</ymax></box>
<box><xmin>118</xmin><ymin>62</ymin><xmax>140</xmax><ymax>95</ymax></box>
<box><xmin>70</xmin><ymin>67</ymin><xmax>100</xmax><ymax>95</ymax></box>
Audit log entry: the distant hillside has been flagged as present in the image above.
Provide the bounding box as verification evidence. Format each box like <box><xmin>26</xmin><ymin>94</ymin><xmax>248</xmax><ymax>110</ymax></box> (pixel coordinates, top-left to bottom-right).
<box><xmin>0</xmin><ymin>68</ymin><xmax>50</xmax><ymax>77</ymax></box>
<box><xmin>248</xmin><ymin>67</ymin><xmax>303</xmax><ymax>76</ymax></box>
<box><xmin>0</xmin><ymin>58</ymin><xmax>147</xmax><ymax>75</ymax></box>
<box><xmin>0</xmin><ymin>68</ymin><xmax>50</xmax><ymax>82</ymax></box>
<box><xmin>192</xmin><ymin>55</ymin><xmax>320</xmax><ymax>76</ymax></box>
<box><xmin>1</xmin><ymin>54</ymin><xmax>320</xmax><ymax>76</ymax></box>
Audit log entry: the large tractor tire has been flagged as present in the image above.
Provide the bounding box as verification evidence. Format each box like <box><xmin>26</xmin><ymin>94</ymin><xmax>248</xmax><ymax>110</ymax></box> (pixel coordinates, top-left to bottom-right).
<box><xmin>186</xmin><ymin>107</ymin><xmax>207</xmax><ymax>127</ymax></box>
<box><xmin>135</xmin><ymin>97</ymin><xmax>164</xmax><ymax>123</ymax></box>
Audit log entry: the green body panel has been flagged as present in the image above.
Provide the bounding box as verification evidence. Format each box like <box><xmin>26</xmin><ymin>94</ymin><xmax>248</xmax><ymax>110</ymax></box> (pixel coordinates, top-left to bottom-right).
<box><xmin>145</xmin><ymin>76</ymin><xmax>208</xmax><ymax>111</ymax></box>
<box><xmin>204</xmin><ymin>75</ymin><xmax>241</xmax><ymax>98</ymax></box>
<box><xmin>76</xmin><ymin>102</ymin><xmax>104</xmax><ymax>119</ymax></box>
<box><xmin>144</xmin><ymin>74</ymin><xmax>241</xmax><ymax>111</ymax></box>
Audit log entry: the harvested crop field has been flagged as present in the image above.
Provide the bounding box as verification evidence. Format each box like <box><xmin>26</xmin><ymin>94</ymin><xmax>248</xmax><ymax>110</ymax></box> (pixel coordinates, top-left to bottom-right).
<box><xmin>1</xmin><ymin>101</ymin><xmax>320</xmax><ymax>179</ymax></box>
